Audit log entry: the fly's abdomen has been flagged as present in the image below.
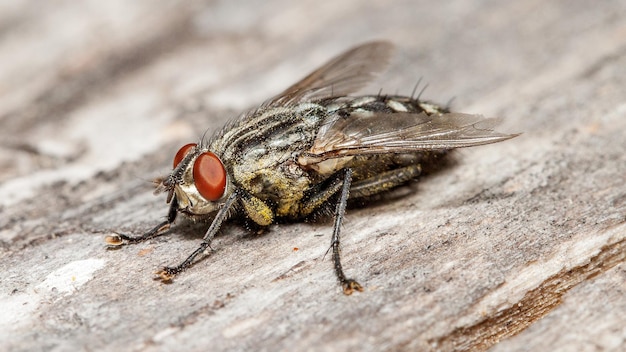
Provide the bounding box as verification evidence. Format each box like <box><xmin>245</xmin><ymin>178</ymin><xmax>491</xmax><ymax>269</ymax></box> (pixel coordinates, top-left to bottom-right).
<box><xmin>321</xmin><ymin>95</ymin><xmax>450</xmax><ymax>116</ymax></box>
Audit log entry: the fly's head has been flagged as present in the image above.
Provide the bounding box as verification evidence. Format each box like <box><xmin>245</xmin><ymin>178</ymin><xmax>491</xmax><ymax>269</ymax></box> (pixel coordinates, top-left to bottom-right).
<box><xmin>157</xmin><ymin>143</ymin><xmax>231</xmax><ymax>216</ymax></box>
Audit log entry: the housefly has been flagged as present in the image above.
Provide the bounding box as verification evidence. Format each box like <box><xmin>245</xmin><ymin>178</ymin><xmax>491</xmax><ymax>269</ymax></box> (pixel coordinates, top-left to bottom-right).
<box><xmin>106</xmin><ymin>42</ymin><xmax>517</xmax><ymax>294</ymax></box>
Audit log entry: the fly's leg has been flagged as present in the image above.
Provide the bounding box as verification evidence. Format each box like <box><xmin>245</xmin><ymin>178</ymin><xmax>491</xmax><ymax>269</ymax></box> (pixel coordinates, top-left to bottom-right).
<box><xmin>299</xmin><ymin>169</ymin><xmax>362</xmax><ymax>294</ymax></box>
<box><xmin>239</xmin><ymin>190</ymin><xmax>274</xmax><ymax>227</ymax></box>
<box><xmin>298</xmin><ymin>173</ymin><xmax>346</xmax><ymax>218</ymax></box>
<box><xmin>333</xmin><ymin>165</ymin><xmax>420</xmax><ymax>292</ymax></box>
<box><xmin>105</xmin><ymin>197</ymin><xmax>179</xmax><ymax>246</ymax></box>
<box><xmin>298</xmin><ymin>164</ymin><xmax>421</xmax><ymax>216</ymax></box>
<box><xmin>155</xmin><ymin>191</ymin><xmax>239</xmax><ymax>282</ymax></box>
<box><xmin>331</xmin><ymin>168</ymin><xmax>363</xmax><ymax>295</ymax></box>
<box><xmin>350</xmin><ymin>164</ymin><xmax>421</xmax><ymax>199</ymax></box>
<box><xmin>299</xmin><ymin>164</ymin><xmax>422</xmax><ymax>294</ymax></box>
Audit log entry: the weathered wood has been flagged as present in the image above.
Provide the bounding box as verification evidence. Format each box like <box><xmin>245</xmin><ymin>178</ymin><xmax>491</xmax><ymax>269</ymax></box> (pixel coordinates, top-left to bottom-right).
<box><xmin>1</xmin><ymin>1</ymin><xmax>624</xmax><ymax>351</ymax></box>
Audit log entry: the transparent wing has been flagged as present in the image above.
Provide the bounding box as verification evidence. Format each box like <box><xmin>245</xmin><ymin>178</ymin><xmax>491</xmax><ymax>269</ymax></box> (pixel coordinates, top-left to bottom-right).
<box><xmin>299</xmin><ymin>111</ymin><xmax>519</xmax><ymax>164</ymax></box>
<box><xmin>266</xmin><ymin>41</ymin><xmax>394</xmax><ymax>107</ymax></box>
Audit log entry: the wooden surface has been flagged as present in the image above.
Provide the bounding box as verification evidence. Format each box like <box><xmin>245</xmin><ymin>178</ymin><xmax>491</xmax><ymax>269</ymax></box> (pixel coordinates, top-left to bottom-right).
<box><xmin>1</xmin><ymin>1</ymin><xmax>625</xmax><ymax>351</ymax></box>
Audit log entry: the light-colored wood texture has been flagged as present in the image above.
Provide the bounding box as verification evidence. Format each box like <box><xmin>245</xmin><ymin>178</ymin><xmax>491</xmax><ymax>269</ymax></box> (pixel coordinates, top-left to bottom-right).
<box><xmin>1</xmin><ymin>1</ymin><xmax>624</xmax><ymax>351</ymax></box>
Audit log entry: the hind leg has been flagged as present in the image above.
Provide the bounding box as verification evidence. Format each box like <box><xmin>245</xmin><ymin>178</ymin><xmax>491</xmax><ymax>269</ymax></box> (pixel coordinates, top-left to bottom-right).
<box><xmin>350</xmin><ymin>164</ymin><xmax>422</xmax><ymax>199</ymax></box>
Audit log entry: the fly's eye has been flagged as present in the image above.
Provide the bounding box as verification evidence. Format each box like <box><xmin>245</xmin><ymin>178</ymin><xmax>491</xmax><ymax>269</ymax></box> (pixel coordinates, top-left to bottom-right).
<box><xmin>173</xmin><ymin>143</ymin><xmax>197</xmax><ymax>168</ymax></box>
<box><xmin>193</xmin><ymin>152</ymin><xmax>226</xmax><ymax>201</ymax></box>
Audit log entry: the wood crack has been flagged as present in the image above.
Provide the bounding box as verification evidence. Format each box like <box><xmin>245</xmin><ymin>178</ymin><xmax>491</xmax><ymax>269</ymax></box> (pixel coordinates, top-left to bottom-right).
<box><xmin>430</xmin><ymin>234</ymin><xmax>626</xmax><ymax>351</ymax></box>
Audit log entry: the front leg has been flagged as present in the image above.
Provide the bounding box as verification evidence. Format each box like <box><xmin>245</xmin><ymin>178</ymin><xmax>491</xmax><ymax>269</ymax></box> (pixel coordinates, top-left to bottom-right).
<box><xmin>105</xmin><ymin>197</ymin><xmax>179</xmax><ymax>246</ymax></box>
<box><xmin>239</xmin><ymin>190</ymin><xmax>275</xmax><ymax>226</ymax></box>
<box><xmin>156</xmin><ymin>191</ymin><xmax>239</xmax><ymax>281</ymax></box>
<box><xmin>157</xmin><ymin>190</ymin><xmax>273</xmax><ymax>281</ymax></box>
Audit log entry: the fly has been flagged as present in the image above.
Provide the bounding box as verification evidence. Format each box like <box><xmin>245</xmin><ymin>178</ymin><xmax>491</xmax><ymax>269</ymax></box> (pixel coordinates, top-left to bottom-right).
<box><xmin>106</xmin><ymin>42</ymin><xmax>518</xmax><ymax>295</ymax></box>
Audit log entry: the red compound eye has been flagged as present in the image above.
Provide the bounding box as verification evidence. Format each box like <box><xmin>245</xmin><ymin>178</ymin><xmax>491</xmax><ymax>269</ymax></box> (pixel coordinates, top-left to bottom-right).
<box><xmin>173</xmin><ymin>143</ymin><xmax>197</xmax><ymax>168</ymax></box>
<box><xmin>193</xmin><ymin>152</ymin><xmax>226</xmax><ymax>201</ymax></box>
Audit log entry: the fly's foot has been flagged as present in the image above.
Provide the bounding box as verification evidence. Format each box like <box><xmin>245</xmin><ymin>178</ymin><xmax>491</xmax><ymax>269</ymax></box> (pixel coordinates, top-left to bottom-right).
<box><xmin>105</xmin><ymin>233</ymin><xmax>131</xmax><ymax>247</ymax></box>
<box><xmin>342</xmin><ymin>279</ymin><xmax>364</xmax><ymax>295</ymax></box>
<box><xmin>155</xmin><ymin>266</ymin><xmax>181</xmax><ymax>283</ymax></box>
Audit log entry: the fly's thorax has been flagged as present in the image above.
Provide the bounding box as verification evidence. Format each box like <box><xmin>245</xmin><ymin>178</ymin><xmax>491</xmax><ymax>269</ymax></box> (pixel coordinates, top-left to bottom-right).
<box><xmin>232</xmin><ymin>153</ymin><xmax>312</xmax><ymax>218</ymax></box>
<box><xmin>210</xmin><ymin>104</ymin><xmax>325</xmax><ymax>162</ymax></box>
<box><xmin>209</xmin><ymin>103</ymin><xmax>326</xmax><ymax>215</ymax></box>
<box><xmin>168</xmin><ymin>143</ymin><xmax>233</xmax><ymax>216</ymax></box>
